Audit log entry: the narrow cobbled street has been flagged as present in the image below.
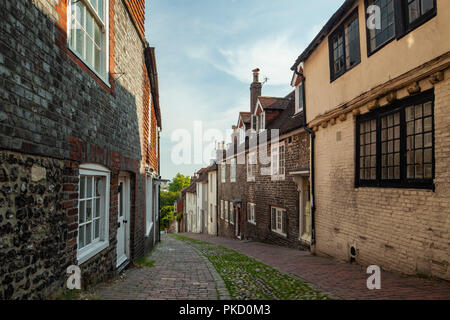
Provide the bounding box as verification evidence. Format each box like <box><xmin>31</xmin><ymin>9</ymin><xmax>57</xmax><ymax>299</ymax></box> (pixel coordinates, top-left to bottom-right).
<box><xmin>94</xmin><ymin>233</ymin><xmax>450</xmax><ymax>300</ymax></box>
<box><xmin>95</xmin><ymin>235</ymin><xmax>228</xmax><ymax>300</ymax></box>
<box><xmin>94</xmin><ymin>234</ymin><xmax>330</xmax><ymax>300</ymax></box>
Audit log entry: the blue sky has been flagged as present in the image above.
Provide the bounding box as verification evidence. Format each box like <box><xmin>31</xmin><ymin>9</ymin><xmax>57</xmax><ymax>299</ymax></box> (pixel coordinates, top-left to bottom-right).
<box><xmin>144</xmin><ymin>0</ymin><xmax>343</xmax><ymax>180</ymax></box>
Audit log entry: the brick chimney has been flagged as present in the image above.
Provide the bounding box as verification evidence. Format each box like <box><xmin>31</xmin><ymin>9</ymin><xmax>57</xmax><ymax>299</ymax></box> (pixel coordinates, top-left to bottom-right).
<box><xmin>250</xmin><ymin>68</ymin><xmax>262</xmax><ymax>114</ymax></box>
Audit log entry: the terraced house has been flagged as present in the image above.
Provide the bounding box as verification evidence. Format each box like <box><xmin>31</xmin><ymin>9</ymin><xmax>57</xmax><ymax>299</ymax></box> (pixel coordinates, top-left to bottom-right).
<box><xmin>291</xmin><ymin>0</ymin><xmax>450</xmax><ymax>280</ymax></box>
<box><xmin>0</xmin><ymin>0</ymin><xmax>162</xmax><ymax>299</ymax></box>
<box><xmin>218</xmin><ymin>69</ymin><xmax>311</xmax><ymax>249</ymax></box>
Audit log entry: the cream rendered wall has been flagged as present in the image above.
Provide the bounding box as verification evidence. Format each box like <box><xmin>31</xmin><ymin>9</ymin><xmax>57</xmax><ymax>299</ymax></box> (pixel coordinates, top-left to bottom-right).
<box><xmin>303</xmin><ymin>0</ymin><xmax>450</xmax><ymax>122</ymax></box>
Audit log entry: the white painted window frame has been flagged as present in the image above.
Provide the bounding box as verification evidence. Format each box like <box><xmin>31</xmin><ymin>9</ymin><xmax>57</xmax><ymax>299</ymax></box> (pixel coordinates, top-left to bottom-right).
<box><xmin>271</xmin><ymin>142</ymin><xmax>286</xmax><ymax>181</ymax></box>
<box><xmin>230</xmin><ymin>204</ymin><xmax>234</xmax><ymax>225</ymax></box>
<box><xmin>247</xmin><ymin>151</ymin><xmax>256</xmax><ymax>182</ymax></box>
<box><xmin>295</xmin><ymin>84</ymin><xmax>304</xmax><ymax>114</ymax></box>
<box><xmin>77</xmin><ymin>163</ymin><xmax>110</xmax><ymax>265</ymax></box>
<box><xmin>225</xmin><ymin>201</ymin><xmax>229</xmax><ymax>222</ymax></box>
<box><xmin>271</xmin><ymin>206</ymin><xmax>287</xmax><ymax>237</ymax></box>
<box><xmin>221</xmin><ymin>163</ymin><xmax>226</xmax><ymax>183</ymax></box>
<box><xmin>247</xmin><ymin>202</ymin><xmax>256</xmax><ymax>225</ymax></box>
<box><xmin>230</xmin><ymin>158</ymin><xmax>236</xmax><ymax>183</ymax></box>
<box><xmin>67</xmin><ymin>0</ymin><xmax>110</xmax><ymax>86</ymax></box>
<box><xmin>220</xmin><ymin>200</ymin><xmax>224</xmax><ymax>219</ymax></box>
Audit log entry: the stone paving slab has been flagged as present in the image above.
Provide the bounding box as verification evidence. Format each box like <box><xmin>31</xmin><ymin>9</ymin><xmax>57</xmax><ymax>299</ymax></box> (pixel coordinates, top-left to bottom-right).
<box><xmin>95</xmin><ymin>234</ymin><xmax>226</xmax><ymax>300</ymax></box>
<box><xmin>180</xmin><ymin>233</ymin><xmax>450</xmax><ymax>300</ymax></box>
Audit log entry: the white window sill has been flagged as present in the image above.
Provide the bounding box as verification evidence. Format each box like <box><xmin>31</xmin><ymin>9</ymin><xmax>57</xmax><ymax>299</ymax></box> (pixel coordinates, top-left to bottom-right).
<box><xmin>77</xmin><ymin>241</ymin><xmax>109</xmax><ymax>265</ymax></box>
<box><xmin>247</xmin><ymin>176</ymin><xmax>255</xmax><ymax>182</ymax></box>
<box><xmin>248</xmin><ymin>220</ymin><xmax>256</xmax><ymax>225</ymax></box>
<box><xmin>271</xmin><ymin>175</ymin><xmax>285</xmax><ymax>181</ymax></box>
<box><xmin>271</xmin><ymin>229</ymin><xmax>287</xmax><ymax>238</ymax></box>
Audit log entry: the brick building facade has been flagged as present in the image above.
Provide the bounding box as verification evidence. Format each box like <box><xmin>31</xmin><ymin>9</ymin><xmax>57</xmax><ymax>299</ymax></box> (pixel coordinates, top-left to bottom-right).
<box><xmin>0</xmin><ymin>0</ymin><xmax>161</xmax><ymax>299</ymax></box>
<box><xmin>291</xmin><ymin>0</ymin><xmax>450</xmax><ymax>280</ymax></box>
<box><xmin>217</xmin><ymin>70</ymin><xmax>311</xmax><ymax>249</ymax></box>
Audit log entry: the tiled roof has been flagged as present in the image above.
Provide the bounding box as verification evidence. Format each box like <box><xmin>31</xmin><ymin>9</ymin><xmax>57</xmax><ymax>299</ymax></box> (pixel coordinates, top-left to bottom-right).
<box><xmin>266</xmin><ymin>91</ymin><xmax>303</xmax><ymax>135</ymax></box>
<box><xmin>258</xmin><ymin>96</ymin><xmax>290</xmax><ymax>110</ymax></box>
<box><xmin>239</xmin><ymin>112</ymin><xmax>252</xmax><ymax>124</ymax></box>
<box><xmin>185</xmin><ymin>182</ymin><xmax>197</xmax><ymax>193</ymax></box>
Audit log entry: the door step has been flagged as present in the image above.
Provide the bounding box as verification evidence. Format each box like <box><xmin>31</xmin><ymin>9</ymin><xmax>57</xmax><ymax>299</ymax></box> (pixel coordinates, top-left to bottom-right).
<box><xmin>117</xmin><ymin>259</ymin><xmax>130</xmax><ymax>273</ymax></box>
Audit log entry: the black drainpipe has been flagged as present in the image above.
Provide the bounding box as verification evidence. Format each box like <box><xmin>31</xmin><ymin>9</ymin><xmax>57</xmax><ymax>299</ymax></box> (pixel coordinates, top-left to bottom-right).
<box><xmin>216</xmin><ymin>164</ymin><xmax>219</xmax><ymax>236</ymax></box>
<box><xmin>296</xmin><ymin>70</ymin><xmax>316</xmax><ymax>246</ymax></box>
<box><xmin>158</xmin><ymin>130</ymin><xmax>161</xmax><ymax>243</ymax></box>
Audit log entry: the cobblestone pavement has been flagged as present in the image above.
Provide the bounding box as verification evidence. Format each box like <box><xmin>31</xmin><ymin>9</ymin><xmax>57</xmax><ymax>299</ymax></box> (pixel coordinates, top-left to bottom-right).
<box><xmin>173</xmin><ymin>234</ymin><xmax>331</xmax><ymax>300</ymax></box>
<box><xmin>94</xmin><ymin>234</ymin><xmax>229</xmax><ymax>300</ymax></box>
<box><xmin>180</xmin><ymin>233</ymin><xmax>450</xmax><ymax>300</ymax></box>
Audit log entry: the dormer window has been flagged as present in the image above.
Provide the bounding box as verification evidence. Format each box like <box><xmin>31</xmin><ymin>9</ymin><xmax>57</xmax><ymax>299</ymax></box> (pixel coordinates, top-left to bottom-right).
<box><xmin>239</xmin><ymin>127</ymin><xmax>246</xmax><ymax>144</ymax></box>
<box><xmin>256</xmin><ymin>112</ymin><xmax>265</xmax><ymax>131</ymax></box>
<box><xmin>295</xmin><ymin>84</ymin><xmax>304</xmax><ymax>114</ymax></box>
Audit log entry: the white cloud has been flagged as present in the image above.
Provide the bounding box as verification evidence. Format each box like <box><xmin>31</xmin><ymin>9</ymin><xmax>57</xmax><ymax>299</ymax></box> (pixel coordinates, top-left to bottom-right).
<box><xmin>187</xmin><ymin>30</ymin><xmax>310</xmax><ymax>86</ymax></box>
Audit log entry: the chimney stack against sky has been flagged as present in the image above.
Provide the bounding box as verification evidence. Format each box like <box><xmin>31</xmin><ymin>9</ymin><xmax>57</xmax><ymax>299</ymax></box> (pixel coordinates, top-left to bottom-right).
<box><xmin>250</xmin><ymin>68</ymin><xmax>262</xmax><ymax>114</ymax></box>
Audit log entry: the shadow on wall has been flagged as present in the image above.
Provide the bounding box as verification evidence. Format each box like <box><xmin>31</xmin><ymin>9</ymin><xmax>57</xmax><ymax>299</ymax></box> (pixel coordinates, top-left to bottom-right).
<box><xmin>0</xmin><ymin>0</ymin><xmax>150</xmax><ymax>299</ymax></box>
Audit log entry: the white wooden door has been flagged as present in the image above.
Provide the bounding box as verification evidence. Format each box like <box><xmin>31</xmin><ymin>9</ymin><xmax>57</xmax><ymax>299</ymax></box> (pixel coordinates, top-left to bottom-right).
<box><xmin>116</xmin><ymin>175</ymin><xmax>130</xmax><ymax>267</ymax></box>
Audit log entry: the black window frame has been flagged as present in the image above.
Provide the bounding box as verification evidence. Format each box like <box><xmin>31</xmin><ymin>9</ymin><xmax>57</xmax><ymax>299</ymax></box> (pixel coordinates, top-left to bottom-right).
<box><xmin>328</xmin><ymin>7</ymin><xmax>361</xmax><ymax>82</ymax></box>
<box><xmin>355</xmin><ymin>90</ymin><xmax>435</xmax><ymax>190</ymax></box>
<box><xmin>365</xmin><ymin>0</ymin><xmax>437</xmax><ymax>56</ymax></box>
<box><xmin>400</xmin><ymin>0</ymin><xmax>437</xmax><ymax>35</ymax></box>
<box><xmin>365</xmin><ymin>0</ymin><xmax>397</xmax><ymax>56</ymax></box>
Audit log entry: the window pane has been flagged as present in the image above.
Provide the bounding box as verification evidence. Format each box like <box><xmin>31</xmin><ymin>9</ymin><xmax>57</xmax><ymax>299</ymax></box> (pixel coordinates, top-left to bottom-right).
<box><xmin>367</xmin><ymin>0</ymin><xmax>395</xmax><ymax>52</ymax></box>
<box><xmin>423</xmin><ymin>102</ymin><xmax>432</xmax><ymax>116</ymax></box>
<box><xmin>424</xmin><ymin>148</ymin><xmax>432</xmax><ymax>163</ymax></box>
<box><xmin>407</xmin><ymin>165</ymin><xmax>415</xmax><ymax>179</ymax></box>
<box><xmin>85</xmin><ymin>222</ymin><xmax>92</xmax><ymax>245</ymax></box>
<box><xmin>80</xmin><ymin>176</ymin><xmax>86</xmax><ymax>198</ymax></box>
<box><xmin>95</xmin><ymin>197</ymin><xmax>100</xmax><ymax>218</ymax></box>
<box><xmin>75</xmin><ymin>24</ymin><xmax>84</xmax><ymax>58</ymax></box>
<box><xmin>79</xmin><ymin>225</ymin><xmax>85</xmax><ymax>248</ymax></box>
<box><xmin>75</xmin><ymin>2</ymin><xmax>85</xmax><ymax>26</ymax></box>
<box><xmin>408</xmin><ymin>0</ymin><xmax>420</xmax><ymax>23</ymax></box>
<box><xmin>424</xmin><ymin>117</ymin><xmax>432</xmax><ymax>132</ymax></box>
<box><xmin>86</xmin><ymin>37</ymin><xmax>94</xmax><ymax>67</ymax></box>
<box><xmin>86</xmin><ymin>199</ymin><xmax>92</xmax><ymax>222</ymax></box>
<box><xmin>79</xmin><ymin>200</ymin><xmax>85</xmax><ymax>223</ymax></box>
<box><xmin>87</xmin><ymin>177</ymin><xmax>93</xmax><ymax>197</ymax></box>
<box><xmin>424</xmin><ymin>133</ymin><xmax>432</xmax><ymax>147</ymax></box>
<box><xmin>424</xmin><ymin>164</ymin><xmax>432</xmax><ymax>179</ymax></box>
<box><xmin>94</xmin><ymin>23</ymin><xmax>101</xmax><ymax>46</ymax></box>
<box><xmin>421</xmin><ymin>0</ymin><xmax>434</xmax><ymax>14</ymax></box>
<box><xmin>86</xmin><ymin>14</ymin><xmax>93</xmax><ymax>37</ymax></box>
<box><xmin>345</xmin><ymin>15</ymin><xmax>360</xmax><ymax>69</ymax></box>
<box><xmin>95</xmin><ymin>177</ymin><xmax>101</xmax><ymax>196</ymax></box>
<box><xmin>94</xmin><ymin>219</ymin><xmax>100</xmax><ymax>239</ymax></box>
